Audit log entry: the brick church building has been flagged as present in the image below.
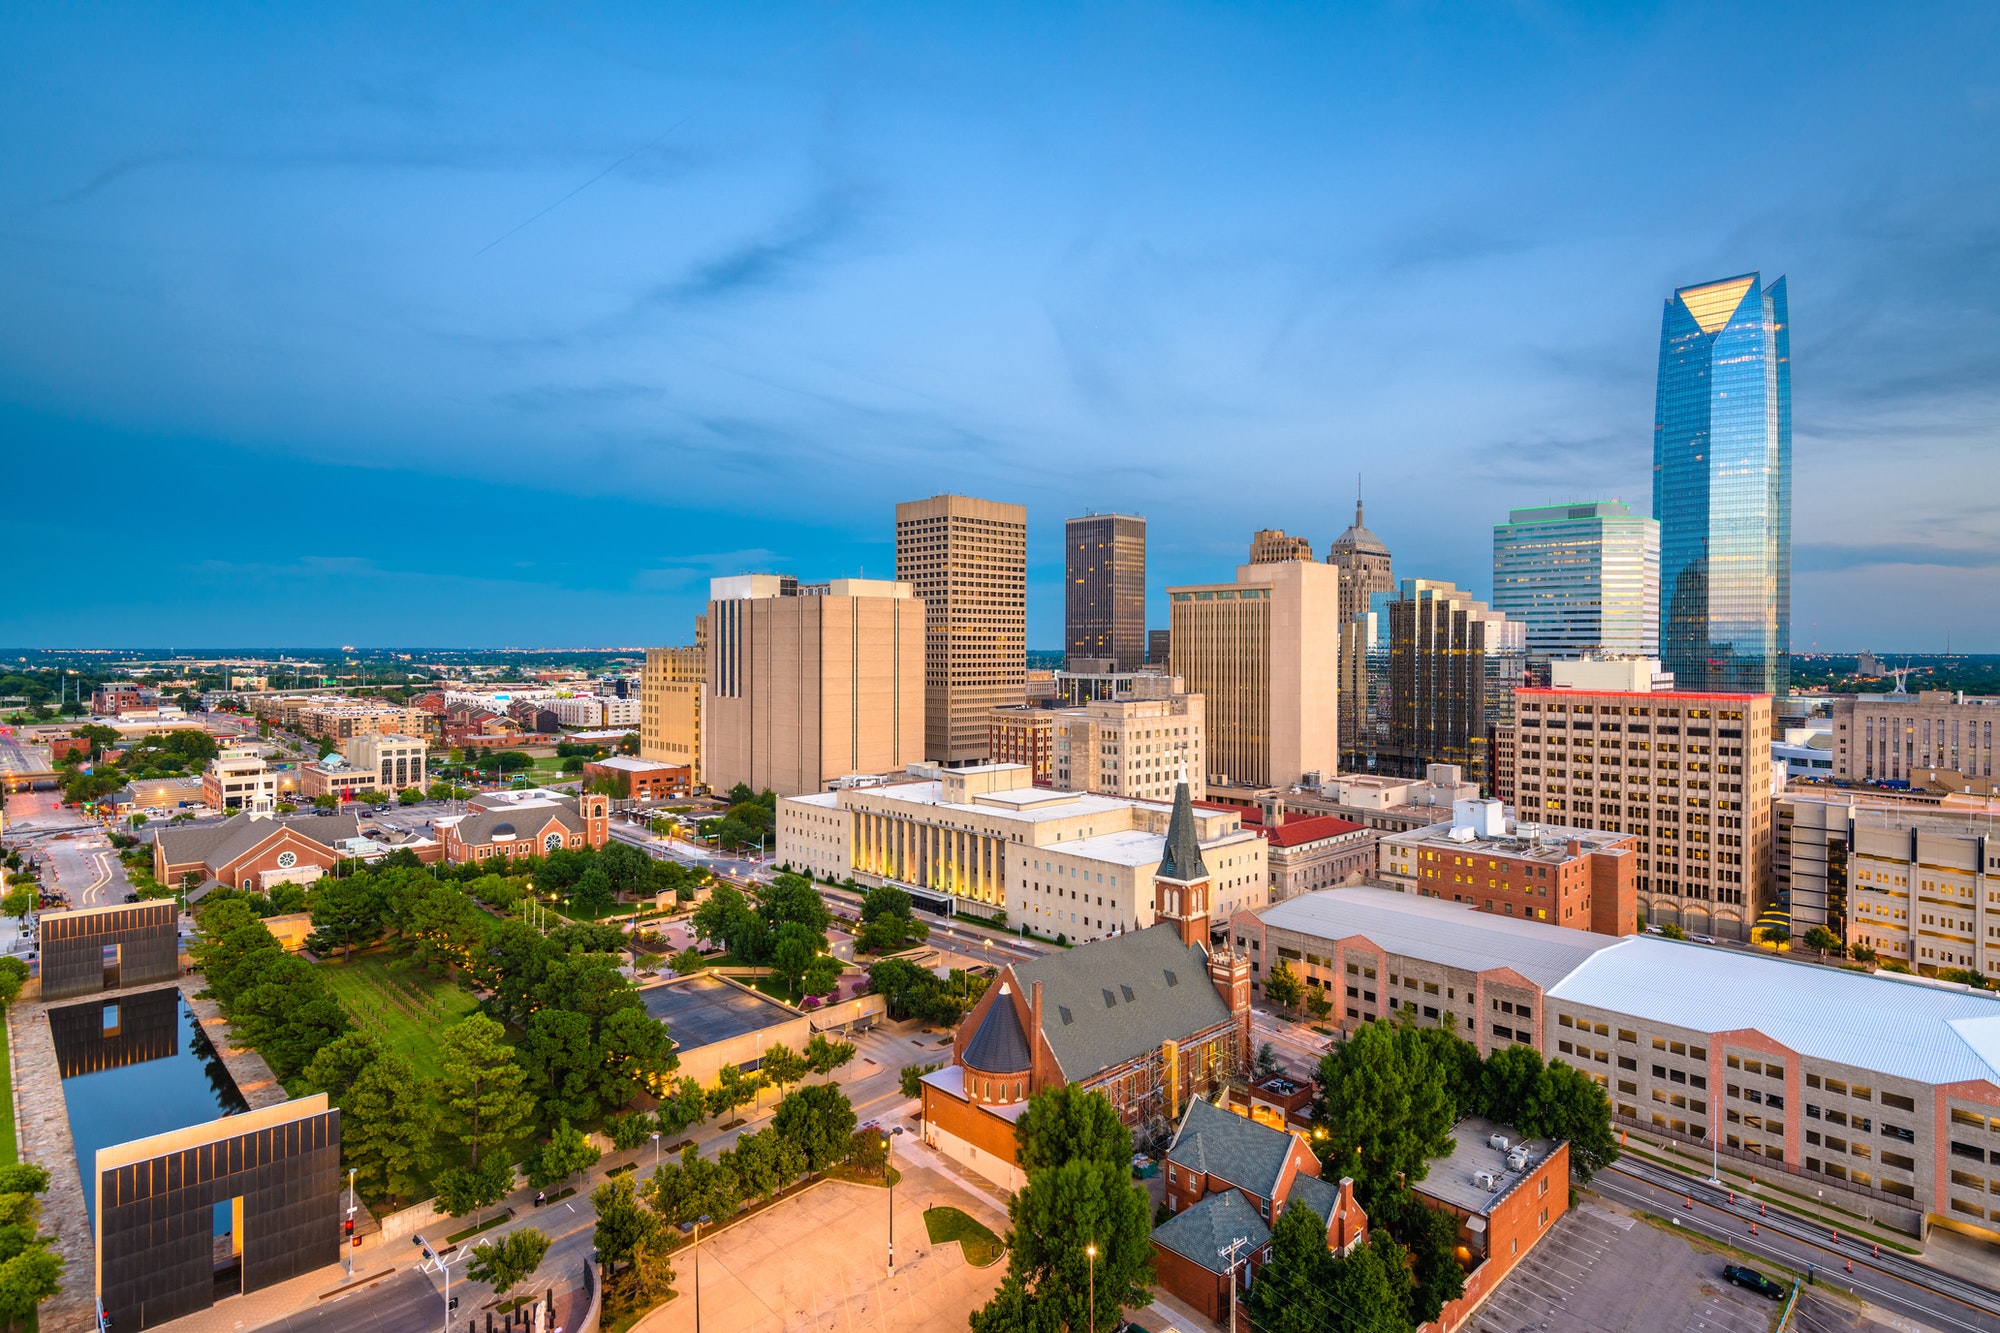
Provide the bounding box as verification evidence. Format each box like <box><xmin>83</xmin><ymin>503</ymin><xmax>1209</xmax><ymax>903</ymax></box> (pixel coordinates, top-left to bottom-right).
<box><xmin>920</xmin><ymin>776</ymin><xmax>1256</xmax><ymax>1190</ymax></box>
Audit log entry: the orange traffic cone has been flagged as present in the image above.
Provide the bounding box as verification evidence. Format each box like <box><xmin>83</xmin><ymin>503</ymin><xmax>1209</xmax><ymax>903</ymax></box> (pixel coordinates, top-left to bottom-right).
<box><xmin>1685</xmin><ymin>1195</ymin><xmax>1693</xmax><ymax>1210</ymax></box>
<box><xmin>1751</xmin><ymin>1221</ymin><xmax>1758</xmax><ymax>1235</ymax></box>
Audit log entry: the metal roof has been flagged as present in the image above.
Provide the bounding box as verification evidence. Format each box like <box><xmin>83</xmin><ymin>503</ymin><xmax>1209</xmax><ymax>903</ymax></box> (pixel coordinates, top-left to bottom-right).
<box><xmin>963</xmin><ymin>989</ymin><xmax>1033</xmax><ymax>1073</ymax></box>
<box><xmin>1550</xmin><ymin>938</ymin><xmax>2000</xmax><ymax>1086</ymax></box>
<box><xmin>1256</xmin><ymin>887</ymin><xmax>1622</xmax><ymax>989</ymax></box>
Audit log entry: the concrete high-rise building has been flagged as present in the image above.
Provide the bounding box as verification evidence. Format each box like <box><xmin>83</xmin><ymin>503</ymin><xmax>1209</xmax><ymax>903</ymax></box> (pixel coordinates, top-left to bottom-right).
<box><xmin>1248</xmin><ymin>529</ymin><xmax>1315</xmax><ymax>564</ymax></box>
<box><xmin>895</xmin><ymin>494</ymin><xmax>1028</xmax><ymax>763</ymax></box>
<box><xmin>1827</xmin><ymin>690</ymin><xmax>2000</xmax><ymax>785</ymax></box>
<box><xmin>1492</xmin><ymin>501</ymin><xmax>1660</xmax><ymax>659</ymax></box>
<box><xmin>704</xmin><ymin>576</ymin><xmax>925</xmax><ymax>797</ymax></box>
<box><xmin>1167</xmin><ymin>561</ymin><xmax>1340</xmax><ymax>790</ymax></box>
<box><xmin>641</xmin><ymin>635</ymin><xmax>706</xmax><ymax>782</ymax></box>
<box><xmin>1383</xmin><ymin>579</ymin><xmax>1525</xmax><ymax>793</ymax></box>
<box><xmin>1325</xmin><ymin>495</ymin><xmax>1394</xmax><ymax>628</ymax></box>
<box><xmin>1065</xmin><ymin>513</ymin><xmax>1147</xmax><ymax>672</ymax></box>
<box><xmin>1512</xmin><ymin>685</ymin><xmax>1773</xmax><ymax>940</ymax></box>
<box><xmin>989</xmin><ymin>672</ymin><xmax>1206</xmax><ymax>803</ymax></box>
<box><xmin>1655</xmin><ymin>272</ymin><xmax>1792</xmax><ymax>695</ymax></box>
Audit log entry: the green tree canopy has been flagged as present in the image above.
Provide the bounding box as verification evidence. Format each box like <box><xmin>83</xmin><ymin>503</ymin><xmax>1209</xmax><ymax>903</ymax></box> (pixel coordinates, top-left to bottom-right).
<box><xmin>592</xmin><ymin>1173</ymin><xmax>663</xmax><ymax>1272</ymax></box>
<box><xmin>1310</xmin><ymin>1019</ymin><xmax>1458</xmax><ymax>1212</ymax></box>
<box><xmin>437</xmin><ymin>1013</ymin><xmax>533</xmax><ymax>1169</ymax></box>
<box><xmin>467</xmin><ymin>1227</ymin><xmax>550</xmax><ymax>1297</ymax></box>
<box><xmin>1013</xmin><ymin>1083</ymin><xmax>1134</xmax><ymax>1174</ymax></box>
<box><xmin>771</xmin><ymin>1083</ymin><xmax>857</xmax><ymax>1173</ymax></box>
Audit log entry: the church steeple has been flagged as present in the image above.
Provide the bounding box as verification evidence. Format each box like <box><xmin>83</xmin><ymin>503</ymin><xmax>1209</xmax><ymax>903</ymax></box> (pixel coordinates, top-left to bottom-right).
<box><xmin>1154</xmin><ymin>770</ymin><xmax>1212</xmax><ymax>947</ymax></box>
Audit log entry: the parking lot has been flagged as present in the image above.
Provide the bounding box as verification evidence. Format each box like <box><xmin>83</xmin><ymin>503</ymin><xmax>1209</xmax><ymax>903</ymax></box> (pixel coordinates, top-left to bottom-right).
<box><xmin>1468</xmin><ymin>1201</ymin><xmax>1782</xmax><ymax>1333</ymax></box>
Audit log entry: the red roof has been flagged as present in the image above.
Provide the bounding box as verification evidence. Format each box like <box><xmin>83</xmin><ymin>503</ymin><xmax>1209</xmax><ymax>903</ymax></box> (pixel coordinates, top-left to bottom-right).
<box><xmin>1257</xmin><ymin>814</ymin><xmax>1364</xmax><ymax>847</ymax></box>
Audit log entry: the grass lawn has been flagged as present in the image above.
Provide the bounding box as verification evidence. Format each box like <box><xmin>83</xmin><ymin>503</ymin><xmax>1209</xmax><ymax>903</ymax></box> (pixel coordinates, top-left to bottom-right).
<box><xmin>923</xmin><ymin>1206</ymin><xmax>1004</xmax><ymax>1266</ymax></box>
<box><xmin>0</xmin><ymin>1017</ymin><xmax>14</xmax><ymax>1165</ymax></box>
<box><xmin>319</xmin><ymin>953</ymin><xmax>481</xmax><ymax>1080</ymax></box>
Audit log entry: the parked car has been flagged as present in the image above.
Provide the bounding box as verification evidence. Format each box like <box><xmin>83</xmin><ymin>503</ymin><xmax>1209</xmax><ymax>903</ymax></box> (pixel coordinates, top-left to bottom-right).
<box><xmin>1722</xmin><ymin>1265</ymin><xmax>1786</xmax><ymax>1299</ymax></box>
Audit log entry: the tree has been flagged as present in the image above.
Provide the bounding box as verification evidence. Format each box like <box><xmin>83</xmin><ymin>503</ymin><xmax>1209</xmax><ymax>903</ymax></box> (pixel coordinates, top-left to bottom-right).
<box><xmin>670</xmin><ymin>947</ymin><xmax>708</xmax><ymax>976</ymax></box>
<box><xmin>1658</xmin><ymin>922</ymin><xmax>1688</xmax><ymax>941</ymax></box>
<box><xmin>772</xmin><ymin>933</ymin><xmax>816</xmax><ymax>999</ymax></box>
<box><xmin>591</xmin><ymin>1173</ymin><xmax>663</xmax><ymax>1272</ymax></box>
<box><xmin>437</xmin><ymin>1014</ymin><xmax>534</xmax><ymax>1169</ymax></box>
<box><xmin>1311</xmin><ymin>1020</ymin><xmax>1457</xmax><ymax>1212</ymax></box>
<box><xmin>1255</xmin><ymin>1041</ymin><xmax>1282</xmax><ymax>1080</ymax></box>
<box><xmin>560</xmin><ymin>755</ymin><xmax>586</xmax><ymax>774</ymax></box>
<box><xmin>0</xmin><ymin>958</ymin><xmax>27</xmax><ymax>1009</ymax></box>
<box><xmin>225</xmin><ymin>953</ymin><xmax>351</xmax><ymax>1079</ymax></box>
<box><xmin>1760</xmin><ymin>924</ymin><xmax>1791</xmax><ymax>946</ymax></box>
<box><xmin>802</xmin><ymin>954</ymin><xmax>843</xmax><ymax>998</ymax></box>
<box><xmin>974</xmin><ymin>1136</ymin><xmax>1151</xmax><ymax>1333</ymax></box>
<box><xmin>1304</xmin><ymin>987</ymin><xmax>1333</xmax><ymax>1024</ymax></box>
<box><xmin>645</xmin><ymin>1144</ymin><xmax>740</xmax><ymax>1229</ymax></box>
<box><xmin>856</xmin><ymin>884</ymin><xmax>929</xmax><ymax>954</ymax></box>
<box><xmin>490</xmin><ymin>751</ymin><xmax>534</xmax><ymax>773</ymax></box>
<box><xmin>759</xmin><ymin>1043</ymin><xmax>809</xmax><ymax>1095</ymax></box>
<box><xmin>771</xmin><ymin>1083</ymin><xmax>858</xmax><ymax>1173</ymax></box>
<box><xmin>1389</xmin><ymin>1192</ymin><xmax>1466</xmax><ymax>1325</ymax></box>
<box><xmin>0</xmin><ymin>1162</ymin><xmax>63</xmax><ymax>1329</ymax></box>
<box><xmin>398</xmin><ymin>786</ymin><xmax>424</xmax><ymax>806</ymax></box>
<box><xmin>706</xmin><ymin>1064</ymin><xmax>762</xmax><ymax>1121</ymax></box>
<box><xmin>655</xmin><ymin>1077</ymin><xmax>709</xmax><ymax>1138</ymax></box>
<box><xmin>722</xmin><ymin>1129</ymin><xmax>806</xmax><ymax>1203</ymax></box>
<box><xmin>1263</xmin><ymin>960</ymin><xmax>1305</xmax><ymax>1012</ymax></box>
<box><xmin>754</xmin><ymin>873</ymin><xmax>830</xmax><ymax>939</ymax></box>
<box><xmin>569</xmin><ymin>867</ymin><xmax>614</xmax><ymax>919</ymax></box>
<box><xmin>302</xmin><ymin>1032</ymin><xmax>381</xmax><ymax>1100</ymax></box>
<box><xmin>0</xmin><ymin>887</ymin><xmax>34</xmax><ymax>929</ymax></box>
<box><xmin>1251</xmin><ymin>1201</ymin><xmax>1413</xmax><ymax>1333</ymax></box>
<box><xmin>467</xmin><ymin>1227</ymin><xmax>551</xmax><ymax>1298</ymax></box>
<box><xmin>1803</xmin><ymin>925</ymin><xmax>1845</xmax><ymax>958</ymax></box>
<box><xmin>900</xmin><ymin>1063</ymin><xmax>943</xmax><ymax>1099</ymax></box>
<box><xmin>802</xmin><ymin>1034</ymin><xmax>856</xmax><ymax>1076</ymax></box>
<box><xmin>434</xmin><ymin>1160</ymin><xmax>513</xmax><ymax>1227</ymax></box>
<box><xmin>1013</xmin><ymin>1084</ymin><xmax>1132</xmax><ymax>1174</ymax></box>
<box><xmin>526</xmin><ymin>1119</ymin><xmax>602</xmax><ymax>1192</ymax></box>
<box><xmin>343</xmin><ymin>1054</ymin><xmax>442</xmax><ymax>1203</ymax></box>
<box><xmin>309</xmin><ymin>873</ymin><xmax>388</xmax><ymax>961</ymax></box>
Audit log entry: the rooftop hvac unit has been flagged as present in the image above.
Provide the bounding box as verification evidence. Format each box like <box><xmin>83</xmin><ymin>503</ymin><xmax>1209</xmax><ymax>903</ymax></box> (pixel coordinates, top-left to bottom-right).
<box><xmin>1507</xmin><ymin>1148</ymin><xmax>1531</xmax><ymax>1171</ymax></box>
<box><xmin>1488</xmin><ymin>1134</ymin><xmax>1510</xmax><ymax>1152</ymax></box>
<box><xmin>1472</xmin><ymin>1170</ymin><xmax>1499</xmax><ymax>1191</ymax></box>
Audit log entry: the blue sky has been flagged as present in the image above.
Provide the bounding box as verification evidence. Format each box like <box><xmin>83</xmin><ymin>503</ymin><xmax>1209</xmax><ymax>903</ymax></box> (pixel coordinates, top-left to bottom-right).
<box><xmin>3</xmin><ymin>3</ymin><xmax>1996</xmax><ymax>650</ymax></box>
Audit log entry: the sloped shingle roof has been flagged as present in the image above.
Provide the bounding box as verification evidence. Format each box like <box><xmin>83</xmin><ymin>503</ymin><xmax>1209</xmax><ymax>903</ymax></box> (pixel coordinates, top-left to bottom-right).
<box><xmin>1166</xmin><ymin>1099</ymin><xmax>1294</xmax><ymax>1198</ymax></box>
<box><xmin>1010</xmin><ymin>924</ymin><xmax>1232</xmax><ymax>1081</ymax></box>
<box><xmin>1151</xmin><ymin>1188</ymin><xmax>1268</xmax><ymax>1275</ymax></box>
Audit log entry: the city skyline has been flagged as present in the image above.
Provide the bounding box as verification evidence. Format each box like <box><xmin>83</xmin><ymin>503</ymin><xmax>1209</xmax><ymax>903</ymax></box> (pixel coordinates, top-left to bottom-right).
<box><xmin>4</xmin><ymin>5</ymin><xmax>1997</xmax><ymax>650</ymax></box>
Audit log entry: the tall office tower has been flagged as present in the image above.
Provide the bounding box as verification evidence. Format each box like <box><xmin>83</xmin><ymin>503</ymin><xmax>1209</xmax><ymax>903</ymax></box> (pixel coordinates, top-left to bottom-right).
<box><xmin>1513</xmin><ymin>685</ymin><xmax>1772</xmax><ymax>941</ymax></box>
<box><xmin>895</xmin><ymin>494</ymin><xmax>1029</xmax><ymax>763</ymax></box>
<box><xmin>704</xmin><ymin>576</ymin><xmax>925</xmax><ymax>797</ymax></box>
<box><xmin>1655</xmin><ymin>272</ymin><xmax>1792</xmax><ymax>695</ymax></box>
<box><xmin>1325</xmin><ymin>496</ymin><xmax>1394</xmax><ymax>626</ymax></box>
<box><xmin>1167</xmin><ymin>561</ymin><xmax>1340</xmax><ymax>790</ymax></box>
<box><xmin>1148</xmin><ymin>629</ymin><xmax>1172</xmax><ymax>666</ymax></box>
<box><xmin>1492</xmin><ymin>501</ymin><xmax>1660</xmax><ymax>658</ymax></box>
<box><xmin>1384</xmin><ymin>579</ymin><xmax>1525</xmax><ymax>792</ymax></box>
<box><xmin>1249</xmin><ymin>529</ymin><xmax>1315</xmax><ymax>564</ymax></box>
<box><xmin>640</xmin><ymin>624</ymin><xmax>706</xmax><ymax>781</ymax></box>
<box><xmin>1064</xmin><ymin>513</ymin><xmax>1147</xmax><ymax>671</ymax></box>
<box><xmin>1337</xmin><ymin>592</ymin><xmax>1392</xmax><ymax>773</ymax></box>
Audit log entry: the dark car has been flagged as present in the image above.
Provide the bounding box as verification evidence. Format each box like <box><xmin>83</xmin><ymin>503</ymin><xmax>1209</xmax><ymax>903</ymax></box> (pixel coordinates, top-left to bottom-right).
<box><xmin>1723</xmin><ymin>1265</ymin><xmax>1786</xmax><ymax>1299</ymax></box>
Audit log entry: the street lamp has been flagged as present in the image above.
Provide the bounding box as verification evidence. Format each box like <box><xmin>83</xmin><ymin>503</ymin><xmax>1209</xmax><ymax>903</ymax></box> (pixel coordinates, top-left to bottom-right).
<box><xmin>652</xmin><ymin>1131</ymin><xmax>662</xmax><ymax>1172</ymax></box>
<box><xmin>883</xmin><ymin>1132</ymin><xmax>895</xmax><ymax>1275</ymax></box>
<box><xmin>345</xmin><ymin>1168</ymin><xmax>356</xmax><ymax>1275</ymax></box>
<box><xmin>679</xmin><ymin>1215</ymin><xmax>712</xmax><ymax>1333</ymax></box>
<box><xmin>1085</xmin><ymin>1243</ymin><xmax>1097</xmax><ymax>1333</ymax></box>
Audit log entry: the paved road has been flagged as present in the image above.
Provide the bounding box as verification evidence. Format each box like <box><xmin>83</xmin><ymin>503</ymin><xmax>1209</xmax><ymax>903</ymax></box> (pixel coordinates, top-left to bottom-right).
<box><xmin>250</xmin><ymin>1269</ymin><xmax>442</xmax><ymax>1333</ymax></box>
<box><xmin>1593</xmin><ymin>1156</ymin><xmax>2000</xmax><ymax>1333</ymax></box>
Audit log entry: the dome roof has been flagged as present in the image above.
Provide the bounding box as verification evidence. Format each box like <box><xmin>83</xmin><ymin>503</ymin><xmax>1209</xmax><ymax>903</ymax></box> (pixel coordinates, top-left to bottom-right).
<box><xmin>1328</xmin><ymin>499</ymin><xmax>1390</xmax><ymax>558</ymax></box>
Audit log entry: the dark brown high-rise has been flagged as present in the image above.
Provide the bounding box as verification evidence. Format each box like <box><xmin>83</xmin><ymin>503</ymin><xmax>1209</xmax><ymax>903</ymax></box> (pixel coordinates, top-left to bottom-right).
<box><xmin>1064</xmin><ymin>513</ymin><xmax>1146</xmax><ymax>671</ymax></box>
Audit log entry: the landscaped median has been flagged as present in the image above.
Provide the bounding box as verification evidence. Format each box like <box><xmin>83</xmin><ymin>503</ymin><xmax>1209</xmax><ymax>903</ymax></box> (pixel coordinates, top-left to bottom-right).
<box><xmin>924</xmin><ymin>1205</ymin><xmax>1006</xmax><ymax>1266</ymax></box>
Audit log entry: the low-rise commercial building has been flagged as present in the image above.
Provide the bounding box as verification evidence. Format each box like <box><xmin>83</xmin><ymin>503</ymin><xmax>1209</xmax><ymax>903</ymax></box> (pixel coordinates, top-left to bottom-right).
<box><xmin>202</xmin><ymin>748</ymin><xmax>278</xmax><ymax>814</ymax></box>
<box><xmin>1831</xmin><ymin>690</ymin><xmax>2000</xmax><ymax>784</ymax></box>
<box><xmin>583</xmin><ymin>755</ymin><xmax>692</xmax><ymax>801</ymax></box>
<box><xmin>154</xmin><ymin>812</ymin><xmax>370</xmax><ymax>892</ymax></box>
<box><xmin>299</xmin><ymin>757</ymin><xmax>376</xmax><ymax>802</ymax></box>
<box><xmin>435</xmin><ymin>790</ymin><xmax>611</xmax><ymax>864</ymax></box>
<box><xmin>1377</xmin><ymin>798</ymin><xmax>1638</xmax><ymax>936</ymax></box>
<box><xmin>1236</xmin><ymin>887</ymin><xmax>2000</xmax><ymax>1238</ymax></box>
<box><xmin>641</xmin><ymin>639</ymin><xmax>705</xmax><ymax>780</ymax></box>
<box><xmin>989</xmin><ymin>675</ymin><xmax>1206</xmax><ymax>803</ymax></box>
<box><xmin>1256</xmin><ymin>813</ymin><xmax>1375</xmax><ymax>901</ymax></box>
<box><xmin>294</xmin><ymin>702</ymin><xmax>432</xmax><ymax>741</ymax></box>
<box><xmin>1780</xmin><ymin>789</ymin><xmax>1999</xmax><ymax>979</ymax></box>
<box><xmin>346</xmin><ymin>732</ymin><xmax>426</xmax><ymax>792</ymax></box>
<box><xmin>779</xmin><ymin>764</ymin><xmax>1267</xmax><ymax>939</ymax></box>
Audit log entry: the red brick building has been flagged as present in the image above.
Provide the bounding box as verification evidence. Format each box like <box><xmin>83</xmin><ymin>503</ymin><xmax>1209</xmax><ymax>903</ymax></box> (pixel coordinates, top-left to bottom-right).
<box><xmin>1378</xmin><ymin>800</ymin><xmax>1638</xmax><ymax>936</ymax></box>
<box><xmin>987</xmin><ymin>708</ymin><xmax>1054</xmax><ymax>784</ymax></box>
<box><xmin>1151</xmin><ymin>1100</ymin><xmax>1368</xmax><ymax>1323</ymax></box>
<box><xmin>437</xmin><ymin>791</ymin><xmax>610</xmax><ymax>864</ymax></box>
<box><xmin>1253</xmin><ymin>812</ymin><xmax>1378</xmax><ymax>901</ymax></box>
<box><xmin>1410</xmin><ymin>1118</ymin><xmax>1570</xmax><ymax>1331</ymax></box>
<box><xmin>582</xmin><ymin>757</ymin><xmax>692</xmax><ymax>801</ymax></box>
<box><xmin>152</xmin><ymin>812</ymin><xmax>438</xmax><ymax>894</ymax></box>
<box><xmin>919</xmin><ymin>779</ymin><xmax>1255</xmax><ymax>1189</ymax></box>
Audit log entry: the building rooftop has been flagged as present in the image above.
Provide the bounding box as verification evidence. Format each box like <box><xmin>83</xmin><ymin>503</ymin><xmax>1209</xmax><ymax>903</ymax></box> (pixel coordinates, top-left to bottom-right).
<box><xmin>637</xmin><ymin>974</ymin><xmax>799</xmax><ymax>1050</ymax></box>
<box><xmin>590</xmin><ymin>755</ymin><xmax>681</xmax><ymax>772</ymax></box>
<box><xmin>1414</xmin><ymin>1117</ymin><xmax>1558</xmax><ymax>1216</ymax></box>
<box><xmin>1166</xmin><ymin>1099</ymin><xmax>1295</xmax><ymax>1199</ymax></box>
<box><xmin>1010</xmin><ymin>925</ymin><xmax>1235</xmax><ymax>1081</ymax></box>
<box><xmin>1152</xmin><ymin>1187</ymin><xmax>1269</xmax><ymax>1275</ymax></box>
<box><xmin>1255</xmin><ymin>887</ymin><xmax>1624</xmax><ymax>989</ymax></box>
<box><xmin>1384</xmin><ymin>819</ymin><xmax>1632</xmax><ymax>864</ymax></box>
<box><xmin>1262</xmin><ymin>887</ymin><xmax>2000</xmax><ymax>1087</ymax></box>
<box><xmin>1259</xmin><ymin>814</ymin><xmax>1366</xmax><ymax>847</ymax></box>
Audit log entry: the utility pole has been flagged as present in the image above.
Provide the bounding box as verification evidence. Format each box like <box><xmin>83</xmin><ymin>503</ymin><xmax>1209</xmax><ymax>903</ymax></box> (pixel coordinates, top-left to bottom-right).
<box><xmin>1220</xmin><ymin>1236</ymin><xmax>1254</xmax><ymax>1333</ymax></box>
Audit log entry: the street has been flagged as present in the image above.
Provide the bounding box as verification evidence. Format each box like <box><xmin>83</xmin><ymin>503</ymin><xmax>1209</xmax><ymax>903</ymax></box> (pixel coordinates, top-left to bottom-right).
<box><xmin>1591</xmin><ymin>1154</ymin><xmax>2000</xmax><ymax>1333</ymax></box>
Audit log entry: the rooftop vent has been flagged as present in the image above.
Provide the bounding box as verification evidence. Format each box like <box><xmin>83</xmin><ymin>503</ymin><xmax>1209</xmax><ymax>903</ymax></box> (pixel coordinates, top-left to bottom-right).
<box><xmin>1059</xmin><ymin>1006</ymin><xmax>1073</xmax><ymax>1026</ymax></box>
<box><xmin>1121</xmin><ymin>984</ymin><xmax>1135</xmax><ymax>1002</ymax></box>
<box><xmin>1102</xmin><ymin>989</ymin><xmax>1117</xmax><ymax>1008</ymax></box>
<box><xmin>1163</xmin><ymin>969</ymin><xmax>1179</xmax><ymax>987</ymax></box>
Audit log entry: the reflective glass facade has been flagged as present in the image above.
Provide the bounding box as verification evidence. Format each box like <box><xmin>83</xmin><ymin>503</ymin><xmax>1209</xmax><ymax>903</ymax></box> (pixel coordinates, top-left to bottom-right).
<box><xmin>1654</xmin><ymin>273</ymin><xmax>1791</xmax><ymax>695</ymax></box>
<box><xmin>1065</xmin><ymin>513</ymin><xmax>1147</xmax><ymax>671</ymax></box>
<box><xmin>1492</xmin><ymin>501</ymin><xmax>1659</xmax><ymax>658</ymax></box>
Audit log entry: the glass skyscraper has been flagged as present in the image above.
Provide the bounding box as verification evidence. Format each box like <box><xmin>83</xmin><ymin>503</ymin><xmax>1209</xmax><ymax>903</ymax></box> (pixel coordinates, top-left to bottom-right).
<box><xmin>1654</xmin><ymin>272</ymin><xmax>1791</xmax><ymax>695</ymax></box>
<box><xmin>1492</xmin><ymin>500</ymin><xmax>1659</xmax><ymax>659</ymax></box>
